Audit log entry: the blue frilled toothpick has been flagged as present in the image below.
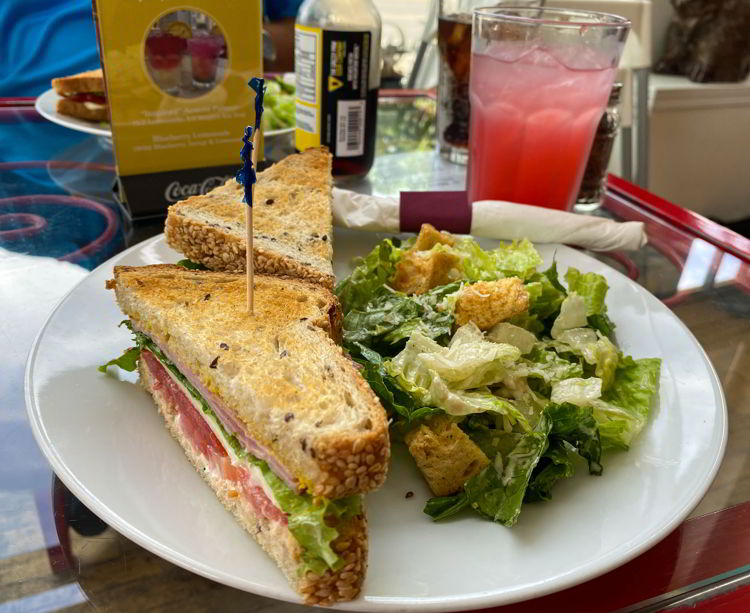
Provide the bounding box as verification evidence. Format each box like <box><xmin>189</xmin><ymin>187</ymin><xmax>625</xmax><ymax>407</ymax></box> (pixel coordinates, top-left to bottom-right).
<box><xmin>236</xmin><ymin>77</ymin><xmax>265</xmax><ymax>313</ymax></box>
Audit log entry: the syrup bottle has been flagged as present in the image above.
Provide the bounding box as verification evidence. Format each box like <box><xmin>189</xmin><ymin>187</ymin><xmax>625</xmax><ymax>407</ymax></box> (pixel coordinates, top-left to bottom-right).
<box><xmin>295</xmin><ymin>0</ymin><xmax>381</xmax><ymax>177</ymax></box>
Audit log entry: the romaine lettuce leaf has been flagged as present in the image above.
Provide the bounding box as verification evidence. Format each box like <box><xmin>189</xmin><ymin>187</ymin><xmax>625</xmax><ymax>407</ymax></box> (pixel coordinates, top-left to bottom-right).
<box><xmin>550</xmin><ymin>293</ymin><xmax>588</xmax><ymax>339</ymax></box>
<box><xmin>335</xmin><ymin>238</ymin><xmax>404</xmax><ymax>314</ymax></box>
<box><xmin>509</xmin><ymin>345</ymin><xmax>584</xmax><ymax>385</ymax></box>
<box><xmin>99</xmin><ymin>321</ymin><xmax>141</xmax><ymax>372</ymax></box>
<box><xmin>545</xmin><ymin>402</ymin><xmax>603</xmax><ymax>474</ymax></box>
<box><xmin>491</xmin><ymin>238</ymin><xmax>544</xmax><ymax>280</ymax></box>
<box><xmin>593</xmin><ymin>356</ymin><xmax>661</xmax><ymax>449</ymax></box>
<box><xmin>354</xmin><ymin>343</ymin><xmax>440</xmax><ymax>426</ymax></box>
<box><xmin>445</xmin><ymin>237</ymin><xmax>543</xmax><ymax>282</ymax></box>
<box><xmin>423</xmin><ymin>490</ymin><xmax>469</xmax><ymax>520</ymax></box>
<box><xmin>525</xmin><ymin>439</ymin><xmax>575</xmax><ymax>502</ymax></box>
<box><xmin>389</xmin><ymin>324</ymin><xmax>521</xmax><ymax>390</ymax></box>
<box><xmin>461</xmin><ymin>414</ymin><xmax>524</xmax><ymax>458</ymax></box>
<box><xmin>565</xmin><ymin>267</ymin><xmax>616</xmax><ymax>336</ymax></box>
<box><xmin>343</xmin><ymin>287</ymin><xmax>421</xmax><ymax>347</ymax></box>
<box><xmin>176</xmin><ymin>259</ymin><xmax>208</xmax><ymax>270</ymax></box>
<box><xmin>550</xmin><ymin>329</ymin><xmax>619</xmax><ymax>390</ymax></box>
<box><xmin>384</xmin><ymin>325</ymin><xmax>529</xmax><ymax>425</ymax></box>
<box><xmin>551</xmin><ymin>377</ymin><xmax>603</xmax><ymax>406</ymax></box>
<box><xmin>98</xmin><ymin>346</ymin><xmax>140</xmax><ymax>372</ymax></box>
<box><xmin>508</xmin><ymin>311</ymin><xmax>545</xmax><ymax>335</ymax></box>
<box><xmin>271</xmin><ymin>476</ymin><xmax>361</xmax><ymax>575</ymax></box>
<box><xmin>383</xmin><ymin>282</ymin><xmax>460</xmax><ymax>345</ymax></box>
<box><xmin>426</xmin><ymin>400</ymin><xmax>604</xmax><ymax>523</ymax></box>
<box><xmin>342</xmin><ymin>282</ymin><xmax>459</xmax><ymax>358</ymax></box>
<box><xmin>425</xmin><ymin>417</ymin><xmax>550</xmax><ymax>526</ymax></box>
<box><xmin>429</xmin><ymin>379</ymin><xmax>529</xmax><ymax>427</ymax></box>
<box><xmin>486</xmin><ymin>322</ymin><xmax>537</xmax><ymax>354</ymax></box>
<box><xmin>525</xmin><ymin>262</ymin><xmax>567</xmax><ymax>321</ymax></box>
<box><xmin>462</xmin><ymin>416</ymin><xmax>551</xmax><ymax>526</ymax></box>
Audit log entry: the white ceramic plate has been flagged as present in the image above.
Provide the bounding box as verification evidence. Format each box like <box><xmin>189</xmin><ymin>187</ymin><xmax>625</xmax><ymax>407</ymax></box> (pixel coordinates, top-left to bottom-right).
<box><xmin>26</xmin><ymin>230</ymin><xmax>727</xmax><ymax>611</ymax></box>
<box><xmin>35</xmin><ymin>88</ymin><xmax>112</xmax><ymax>138</ymax></box>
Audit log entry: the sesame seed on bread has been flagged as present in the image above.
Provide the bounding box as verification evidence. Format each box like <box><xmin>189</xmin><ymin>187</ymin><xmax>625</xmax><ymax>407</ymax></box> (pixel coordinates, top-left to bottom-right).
<box><xmin>164</xmin><ymin>147</ymin><xmax>335</xmax><ymax>289</ymax></box>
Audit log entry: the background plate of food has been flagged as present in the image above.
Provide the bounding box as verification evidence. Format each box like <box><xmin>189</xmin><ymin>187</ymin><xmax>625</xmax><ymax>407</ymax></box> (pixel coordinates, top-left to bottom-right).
<box><xmin>35</xmin><ymin>72</ymin><xmax>296</xmax><ymax>152</ymax></box>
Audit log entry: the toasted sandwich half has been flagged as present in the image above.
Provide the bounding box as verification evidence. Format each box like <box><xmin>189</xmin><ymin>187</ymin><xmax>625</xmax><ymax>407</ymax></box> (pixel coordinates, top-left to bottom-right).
<box><xmin>51</xmin><ymin>68</ymin><xmax>108</xmax><ymax>123</ymax></box>
<box><xmin>165</xmin><ymin>148</ymin><xmax>335</xmax><ymax>289</ymax></box>
<box><xmin>103</xmin><ymin>265</ymin><xmax>389</xmax><ymax>604</ymax></box>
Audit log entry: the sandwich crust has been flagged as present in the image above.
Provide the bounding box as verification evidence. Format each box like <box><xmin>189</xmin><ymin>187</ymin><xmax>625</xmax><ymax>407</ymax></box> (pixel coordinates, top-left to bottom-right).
<box><xmin>109</xmin><ymin>265</ymin><xmax>389</xmax><ymax>498</ymax></box>
<box><xmin>51</xmin><ymin>68</ymin><xmax>104</xmax><ymax>96</ymax></box>
<box><xmin>164</xmin><ymin>148</ymin><xmax>334</xmax><ymax>289</ymax></box>
<box><xmin>139</xmin><ymin>357</ymin><xmax>367</xmax><ymax>604</ymax></box>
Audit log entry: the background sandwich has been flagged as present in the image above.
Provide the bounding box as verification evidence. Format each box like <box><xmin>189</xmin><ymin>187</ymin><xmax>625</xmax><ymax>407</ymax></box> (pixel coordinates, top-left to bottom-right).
<box><xmin>102</xmin><ymin>265</ymin><xmax>389</xmax><ymax>603</ymax></box>
<box><xmin>165</xmin><ymin>147</ymin><xmax>334</xmax><ymax>288</ymax></box>
<box><xmin>51</xmin><ymin>68</ymin><xmax>108</xmax><ymax>123</ymax></box>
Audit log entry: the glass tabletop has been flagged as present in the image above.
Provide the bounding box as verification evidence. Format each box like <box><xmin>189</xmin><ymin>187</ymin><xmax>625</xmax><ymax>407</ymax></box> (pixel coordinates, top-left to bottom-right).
<box><xmin>2</xmin><ymin>95</ymin><xmax>749</xmax><ymax>612</ymax></box>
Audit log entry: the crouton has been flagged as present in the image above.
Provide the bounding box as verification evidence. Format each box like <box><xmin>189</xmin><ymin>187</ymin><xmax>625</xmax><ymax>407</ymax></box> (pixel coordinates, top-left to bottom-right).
<box><xmin>391</xmin><ymin>250</ymin><xmax>461</xmax><ymax>295</ymax></box>
<box><xmin>454</xmin><ymin>278</ymin><xmax>529</xmax><ymax>330</ymax></box>
<box><xmin>405</xmin><ymin>415</ymin><xmax>490</xmax><ymax>496</ymax></box>
<box><xmin>412</xmin><ymin>223</ymin><xmax>456</xmax><ymax>251</ymax></box>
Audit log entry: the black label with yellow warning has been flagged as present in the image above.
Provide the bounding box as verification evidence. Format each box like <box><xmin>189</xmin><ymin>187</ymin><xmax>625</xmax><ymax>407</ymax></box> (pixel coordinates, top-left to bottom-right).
<box><xmin>319</xmin><ymin>29</ymin><xmax>372</xmax><ymax>158</ymax></box>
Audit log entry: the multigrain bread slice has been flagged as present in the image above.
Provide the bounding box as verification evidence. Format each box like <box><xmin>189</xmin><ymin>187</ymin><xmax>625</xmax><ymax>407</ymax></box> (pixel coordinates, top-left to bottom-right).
<box><xmin>165</xmin><ymin>148</ymin><xmax>334</xmax><ymax>288</ymax></box>
<box><xmin>51</xmin><ymin>68</ymin><xmax>104</xmax><ymax>96</ymax></box>
<box><xmin>108</xmin><ymin>264</ymin><xmax>389</xmax><ymax>498</ymax></box>
<box><xmin>139</xmin><ymin>356</ymin><xmax>368</xmax><ymax>605</ymax></box>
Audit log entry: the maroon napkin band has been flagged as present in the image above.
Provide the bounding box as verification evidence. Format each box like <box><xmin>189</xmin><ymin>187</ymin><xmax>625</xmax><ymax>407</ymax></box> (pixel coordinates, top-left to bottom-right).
<box><xmin>399</xmin><ymin>190</ymin><xmax>471</xmax><ymax>234</ymax></box>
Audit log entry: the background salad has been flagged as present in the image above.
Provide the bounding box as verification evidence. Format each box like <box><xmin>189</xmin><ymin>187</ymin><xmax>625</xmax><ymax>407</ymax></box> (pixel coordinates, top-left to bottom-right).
<box><xmin>336</xmin><ymin>226</ymin><xmax>661</xmax><ymax>527</ymax></box>
<box><xmin>262</xmin><ymin>76</ymin><xmax>295</xmax><ymax>132</ymax></box>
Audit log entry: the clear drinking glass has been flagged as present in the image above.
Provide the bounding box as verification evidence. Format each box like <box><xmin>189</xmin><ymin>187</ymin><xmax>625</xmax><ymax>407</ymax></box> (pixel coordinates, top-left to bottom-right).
<box><xmin>467</xmin><ymin>7</ymin><xmax>630</xmax><ymax>210</ymax></box>
<box><xmin>437</xmin><ymin>0</ymin><xmax>543</xmax><ymax>165</ymax></box>
<box><xmin>188</xmin><ymin>36</ymin><xmax>223</xmax><ymax>89</ymax></box>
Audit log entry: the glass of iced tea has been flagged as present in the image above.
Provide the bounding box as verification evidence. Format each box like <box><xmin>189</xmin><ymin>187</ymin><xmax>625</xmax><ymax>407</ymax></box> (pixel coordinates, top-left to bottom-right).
<box><xmin>467</xmin><ymin>7</ymin><xmax>630</xmax><ymax>210</ymax></box>
<box><xmin>437</xmin><ymin>0</ymin><xmax>543</xmax><ymax>165</ymax></box>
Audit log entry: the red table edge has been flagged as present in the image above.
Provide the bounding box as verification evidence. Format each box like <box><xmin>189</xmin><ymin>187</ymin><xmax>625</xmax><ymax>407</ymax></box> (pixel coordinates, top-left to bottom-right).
<box><xmin>607</xmin><ymin>174</ymin><xmax>750</xmax><ymax>263</ymax></box>
<box><xmin>0</xmin><ymin>97</ymin><xmax>36</xmax><ymax>107</ymax></box>
<box><xmin>478</xmin><ymin>500</ymin><xmax>750</xmax><ymax>613</ymax></box>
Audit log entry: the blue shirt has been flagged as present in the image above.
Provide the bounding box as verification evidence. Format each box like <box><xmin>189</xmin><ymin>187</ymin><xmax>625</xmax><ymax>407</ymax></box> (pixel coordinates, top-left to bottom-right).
<box><xmin>265</xmin><ymin>0</ymin><xmax>304</xmax><ymax>20</ymax></box>
<box><xmin>0</xmin><ymin>0</ymin><xmax>305</xmax><ymax>97</ymax></box>
<box><xmin>0</xmin><ymin>0</ymin><xmax>100</xmax><ymax>97</ymax></box>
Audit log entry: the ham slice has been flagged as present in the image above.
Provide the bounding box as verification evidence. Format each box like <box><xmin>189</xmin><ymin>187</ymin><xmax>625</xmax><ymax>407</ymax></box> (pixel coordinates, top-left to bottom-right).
<box><xmin>132</xmin><ymin>324</ymin><xmax>299</xmax><ymax>490</ymax></box>
<box><xmin>142</xmin><ymin>349</ymin><xmax>287</xmax><ymax>524</ymax></box>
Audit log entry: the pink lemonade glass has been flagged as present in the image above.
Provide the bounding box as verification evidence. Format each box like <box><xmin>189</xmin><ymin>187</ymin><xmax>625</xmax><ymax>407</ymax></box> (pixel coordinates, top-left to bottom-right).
<box><xmin>145</xmin><ymin>32</ymin><xmax>185</xmax><ymax>93</ymax></box>
<box><xmin>467</xmin><ymin>7</ymin><xmax>630</xmax><ymax>210</ymax></box>
<box><xmin>187</xmin><ymin>36</ymin><xmax>223</xmax><ymax>88</ymax></box>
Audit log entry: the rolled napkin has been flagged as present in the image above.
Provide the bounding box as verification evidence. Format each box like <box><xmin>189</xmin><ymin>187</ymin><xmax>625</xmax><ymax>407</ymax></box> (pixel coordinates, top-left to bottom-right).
<box><xmin>332</xmin><ymin>188</ymin><xmax>647</xmax><ymax>252</ymax></box>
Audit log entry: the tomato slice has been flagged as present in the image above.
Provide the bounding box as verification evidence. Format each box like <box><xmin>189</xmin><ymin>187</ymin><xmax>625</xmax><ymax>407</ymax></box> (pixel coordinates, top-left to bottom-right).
<box><xmin>142</xmin><ymin>350</ymin><xmax>287</xmax><ymax>524</ymax></box>
<box><xmin>66</xmin><ymin>93</ymin><xmax>106</xmax><ymax>104</ymax></box>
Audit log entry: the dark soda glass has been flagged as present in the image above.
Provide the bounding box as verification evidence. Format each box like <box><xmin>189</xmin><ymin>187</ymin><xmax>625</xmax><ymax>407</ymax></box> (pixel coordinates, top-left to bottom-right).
<box><xmin>437</xmin><ymin>14</ymin><xmax>472</xmax><ymax>164</ymax></box>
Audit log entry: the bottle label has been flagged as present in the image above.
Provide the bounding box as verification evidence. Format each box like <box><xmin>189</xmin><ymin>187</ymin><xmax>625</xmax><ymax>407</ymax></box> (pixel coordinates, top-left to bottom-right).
<box><xmin>295</xmin><ymin>26</ymin><xmax>371</xmax><ymax>157</ymax></box>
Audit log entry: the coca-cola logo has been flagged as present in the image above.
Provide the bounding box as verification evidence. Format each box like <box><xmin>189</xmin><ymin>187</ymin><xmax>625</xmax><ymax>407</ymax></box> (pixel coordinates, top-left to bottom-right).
<box><xmin>164</xmin><ymin>175</ymin><xmax>233</xmax><ymax>203</ymax></box>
